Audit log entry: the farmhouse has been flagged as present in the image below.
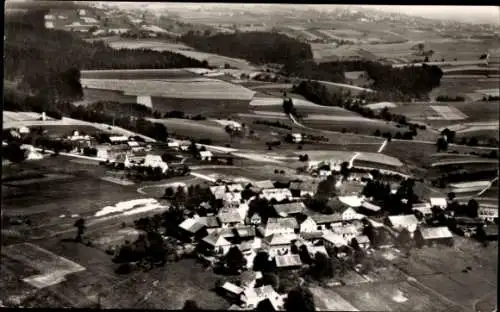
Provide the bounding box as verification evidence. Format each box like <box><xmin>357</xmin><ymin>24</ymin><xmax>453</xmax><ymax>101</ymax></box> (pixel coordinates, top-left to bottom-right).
<box><xmin>306</xmin><ymin>245</ymin><xmax>329</xmax><ymax>259</ymax></box>
<box><xmin>109</xmin><ymin>135</ymin><xmax>129</xmax><ymax>145</ymax></box>
<box><xmin>178</xmin><ymin>218</ymin><xmax>207</xmax><ymax>241</ymax></box>
<box><xmin>218</xmin><ymin>211</ymin><xmax>244</xmax><ymax>228</ymax></box>
<box><xmin>201</xmin><ymin>232</ymin><xmax>233</xmax><ymax>255</ymax></box>
<box><xmin>415</xmin><ymin>226</ymin><xmax>454</xmax><ymax>247</ymax></box>
<box><xmin>251</xmin><ymin>180</ymin><xmax>275</xmax><ymax>192</ymax></box>
<box><xmin>234</xmin><ymin>225</ymin><xmax>257</xmax><ymax>240</ymax></box>
<box><xmin>385</xmin><ymin>215</ymin><xmax>419</xmax><ymax>233</ymax></box>
<box><xmin>199</xmin><ymin>151</ymin><xmax>213</xmax><ymax>161</ymax></box>
<box><xmin>311</xmin><ymin>214</ymin><xmax>342</xmax><ymax>230</ymax></box>
<box><xmin>143</xmin><ymin>154</ymin><xmax>168</xmax><ymax>173</ymax></box>
<box><xmin>274</xmin><ymin>254</ymin><xmax>303</xmax><ymax>269</ymax></box>
<box><xmin>241</xmin><ymin>285</ymin><xmax>282</xmax><ymax>309</ymax></box>
<box><xmin>167</xmin><ymin>141</ymin><xmax>180</xmax><ymax>150</ymax></box>
<box><xmin>261</xmin><ymin>189</ymin><xmax>292</xmax><ymax>202</ymax></box>
<box><xmin>478</xmin><ymin>206</ymin><xmax>498</xmax><ymax>223</ymax></box>
<box><xmin>338</xmin><ymin>195</ymin><xmax>364</xmax><ymax>208</ymax></box>
<box><xmin>289</xmin><ymin>181</ymin><xmax>318</xmax><ymax>197</ymax></box>
<box><xmin>353</xmin><ymin>235</ymin><xmax>370</xmax><ymax>249</ymax></box>
<box><xmin>322</xmin><ymin>231</ymin><xmax>347</xmax><ymax>248</ymax></box>
<box><xmin>260</xmin><ymin>218</ymin><xmax>299</xmax><ymax>237</ymax></box>
<box><xmin>412</xmin><ymin>202</ymin><xmax>433</xmax><ymax>218</ymax></box>
<box><xmin>220</xmin><ymin>282</ymin><xmax>245</xmax><ymax>301</ymax></box>
<box><xmin>264</xmin><ymin>233</ymin><xmax>298</xmax><ymax>257</ymax></box>
<box><xmin>429</xmin><ymin>197</ymin><xmax>447</xmax><ymax>209</ymax></box>
<box><xmin>272</xmin><ymin>202</ymin><xmax>305</xmax><ymax>217</ymax></box>
<box><xmin>299</xmin><ymin>216</ymin><xmax>318</xmax><ymax>233</ymax></box>
<box><xmin>359</xmin><ymin>201</ymin><xmax>382</xmax><ymax>215</ymax></box>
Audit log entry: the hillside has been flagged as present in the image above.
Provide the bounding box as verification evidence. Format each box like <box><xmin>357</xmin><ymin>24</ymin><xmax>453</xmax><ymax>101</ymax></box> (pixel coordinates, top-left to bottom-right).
<box><xmin>180</xmin><ymin>31</ymin><xmax>313</xmax><ymax>65</ymax></box>
<box><xmin>4</xmin><ymin>10</ymin><xmax>207</xmax><ymax>103</ymax></box>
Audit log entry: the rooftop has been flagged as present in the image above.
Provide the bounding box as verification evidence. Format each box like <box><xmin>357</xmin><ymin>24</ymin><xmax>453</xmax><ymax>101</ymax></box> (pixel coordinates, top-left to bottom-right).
<box><xmin>275</xmin><ymin>254</ymin><xmax>303</xmax><ymax>268</ymax></box>
<box><xmin>273</xmin><ymin>202</ymin><xmax>306</xmax><ymax>217</ymax></box>
<box><xmin>253</xmin><ymin>180</ymin><xmax>275</xmax><ymax>190</ymax></box>
<box><xmin>311</xmin><ymin>213</ymin><xmax>342</xmax><ymax>224</ymax></box>
<box><xmin>197</xmin><ymin>216</ymin><xmax>221</xmax><ymax>228</ymax></box>
<box><xmin>419</xmin><ymin>226</ymin><xmax>453</xmax><ymax>240</ymax></box>
<box><xmin>387</xmin><ymin>215</ymin><xmax>419</xmax><ymax>228</ymax></box>
<box><xmin>222</xmin><ymin>282</ymin><xmax>244</xmax><ymax>295</ymax></box>
<box><xmin>361</xmin><ymin>201</ymin><xmax>382</xmax><ymax>212</ymax></box>
<box><xmin>218</xmin><ymin>211</ymin><xmax>243</xmax><ymax>224</ymax></box>
<box><xmin>179</xmin><ymin>218</ymin><xmax>205</xmax><ymax>234</ymax></box>
<box><xmin>268</xmin><ymin>217</ymin><xmax>299</xmax><ymax>229</ymax></box>
<box><xmin>266</xmin><ymin>233</ymin><xmax>298</xmax><ymax>246</ymax></box>
<box><xmin>202</xmin><ymin>232</ymin><xmax>232</xmax><ymax>247</ymax></box>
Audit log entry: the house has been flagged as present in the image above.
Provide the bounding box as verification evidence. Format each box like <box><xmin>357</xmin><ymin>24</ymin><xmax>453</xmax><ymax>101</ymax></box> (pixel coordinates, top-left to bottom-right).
<box><xmin>412</xmin><ymin>202</ymin><xmax>433</xmax><ymax>218</ymax></box>
<box><xmin>478</xmin><ymin>206</ymin><xmax>498</xmax><ymax>223</ymax></box>
<box><xmin>264</xmin><ymin>233</ymin><xmax>298</xmax><ymax>257</ymax></box>
<box><xmin>241</xmin><ymin>285</ymin><xmax>282</xmax><ymax>309</ymax></box>
<box><xmin>306</xmin><ymin>245</ymin><xmax>329</xmax><ymax>259</ymax></box>
<box><xmin>252</xmin><ymin>180</ymin><xmax>275</xmax><ymax>191</ymax></box>
<box><xmin>220</xmin><ymin>282</ymin><xmax>244</xmax><ymax>301</ymax></box>
<box><xmin>291</xmin><ymin>133</ymin><xmax>302</xmax><ymax>143</ymax></box>
<box><xmin>199</xmin><ymin>150</ymin><xmax>213</xmax><ymax>161</ymax></box>
<box><xmin>352</xmin><ymin>235</ymin><xmax>370</xmax><ymax>249</ymax></box>
<box><xmin>260</xmin><ymin>218</ymin><xmax>299</xmax><ymax>237</ymax></box>
<box><xmin>319</xmin><ymin>170</ymin><xmax>332</xmax><ymax>177</ymax></box>
<box><xmin>227</xmin><ymin>184</ymin><xmax>244</xmax><ymax>193</ymax></box>
<box><xmin>108</xmin><ymin>28</ymin><xmax>130</xmax><ymax>35</ymax></box>
<box><xmin>218</xmin><ymin>211</ymin><xmax>244</xmax><ymax>228</ymax></box>
<box><xmin>237</xmin><ymin>203</ymin><xmax>250</xmax><ymax>220</ymax></box>
<box><xmin>249</xmin><ymin>213</ymin><xmax>262</xmax><ymax>226</ymax></box>
<box><xmin>223</xmin><ymin>192</ymin><xmax>243</xmax><ymax>208</ymax></box>
<box><xmin>202</xmin><ymin>232</ymin><xmax>233</xmax><ymax>255</ymax></box>
<box><xmin>359</xmin><ymin>201</ymin><xmax>382</xmax><ymax>215</ymax></box>
<box><xmin>144</xmin><ymin>154</ymin><xmax>168</xmax><ymax>173</ymax></box>
<box><xmin>167</xmin><ymin>141</ymin><xmax>180</xmax><ymax>150</ymax></box>
<box><xmin>210</xmin><ymin>185</ymin><xmax>227</xmax><ymax>200</ymax></box>
<box><xmin>178</xmin><ymin>218</ymin><xmax>207</xmax><ymax>241</ymax></box>
<box><xmin>239</xmin><ymin>271</ymin><xmax>263</xmax><ymax>290</ymax></box>
<box><xmin>322</xmin><ymin>231</ymin><xmax>348</xmax><ymax>248</ymax></box>
<box><xmin>385</xmin><ymin>215</ymin><xmax>419</xmax><ymax>233</ymax></box>
<box><xmin>299</xmin><ymin>216</ymin><xmax>318</xmax><ymax>233</ymax></box>
<box><xmin>331</xmin><ymin>224</ymin><xmax>359</xmax><ymax>242</ymax></box>
<box><xmin>311</xmin><ymin>214</ymin><xmax>343</xmax><ymax>230</ymax></box>
<box><xmin>109</xmin><ymin>135</ymin><xmax>129</xmax><ymax>145</ymax></box>
<box><xmin>338</xmin><ymin>195</ymin><xmax>364</xmax><ymax>208</ymax></box>
<box><xmin>196</xmin><ymin>216</ymin><xmax>221</xmax><ymax>233</ymax></box>
<box><xmin>289</xmin><ymin>180</ymin><xmax>319</xmax><ymax>197</ymax></box>
<box><xmin>415</xmin><ymin>226</ymin><xmax>454</xmax><ymax>247</ymax></box>
<box><xmin>273</xmin><ymin>202</ymin><xmax>305</xmax><ymax>217</ymax></box>
<box><xmin>127</xmin><ymin>141</ymin><xmax>144</xmax><ymax>152</ymax></box>
<box><xmin>234</xmin><ymin>225</ymin><xmax>256</xmax><ymax>240</ymax></box>
<box><xmin>429</xmin><ymin>197</ymin><xmax>447</xmax><ymax>209</ymax></box>
<box><xmin>261</xmin><ymin>189</ymin><xmax>292</xmax><ymax>202</ymax></box>
<box><xmin>299</xmin><ymin>231</ymin><xmax>324</xmax><ymax>243</ymax></box>
<box><xmin>275</xmin><ymin>254</ymin><xmax>303</xmax><ymax>269</ymax></box>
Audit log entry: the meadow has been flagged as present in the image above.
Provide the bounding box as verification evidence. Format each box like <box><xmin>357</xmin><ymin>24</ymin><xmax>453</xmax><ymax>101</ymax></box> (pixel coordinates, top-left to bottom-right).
<box><xmin>146</xmin><ymin>118</ymin><xmax>230</xmax><ymax>144</ymax></box>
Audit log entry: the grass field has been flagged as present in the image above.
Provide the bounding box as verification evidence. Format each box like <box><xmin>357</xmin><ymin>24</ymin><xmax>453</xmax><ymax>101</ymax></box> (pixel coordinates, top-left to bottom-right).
<box><xmin>80</xmin><ymin>68</ymin><xmax>199</xmax><ymax>80</ymax></box>
<box><xmin>301</xmin><ymin>118</ymin><xmax>406</xmax><ymax>137</ymax></box>
<box><xmin>146</xmin><ymin>118</ymin><xmax>230</xmax><ymax>143</ymax></box>
<box><xmin>430</xmin><ymin>76</ymin><xmax>500</xmax><ymax>101</ymax></box>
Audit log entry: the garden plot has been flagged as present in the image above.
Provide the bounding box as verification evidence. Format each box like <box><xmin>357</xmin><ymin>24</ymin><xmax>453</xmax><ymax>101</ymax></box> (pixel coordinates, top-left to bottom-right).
<box><xmin>429</xmin><ymin>105</ymin><xmax>468</xmax><ymax>120</ymax></box>
<box><xmin>2</xmin><ymin>243</ymin><xmax>86</xmax><ymax>289</ymax></box>
<box><xmin>309</xmin><ymin>287</ymin><xmax>359</xmax><ymax>311</ymax></box>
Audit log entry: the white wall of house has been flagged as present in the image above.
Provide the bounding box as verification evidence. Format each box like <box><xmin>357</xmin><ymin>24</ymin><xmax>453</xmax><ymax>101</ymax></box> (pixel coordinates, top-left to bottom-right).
<box><xmin>300</xmin><ymin>218</ymin><xmax>318</xmax><ymax>233</ymax></box>
<box><xmin>478</xmin><ymin>207</ymin><xmax>498</xmax><ymax>222</ymax></box>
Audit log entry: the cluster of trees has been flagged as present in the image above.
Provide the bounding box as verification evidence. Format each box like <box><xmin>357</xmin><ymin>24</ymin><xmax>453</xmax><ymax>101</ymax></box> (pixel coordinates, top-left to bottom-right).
<box><xmin>253</xmin><ymin>120</ymin><xmax>292</xmax><ymax>130</ymax></box>
<box><xmin>447</xmin><ymin>194</ymin><xmax>480</xmax><ymax>218</ymax></box>
<box><xmin>284</xmin><ymin>60</ymin><xmax>443</xmax><ymax>100</ymax></box>
<box><xmin>164</xmin><ymin>185</ymin><xmax>220</xmax><ymax>215</ymax></box>
<box><xmin>2</xmin><ymin>143</ymin><xmax>28</xmax><ymax>163</ymax></box>
<box><xmin>282</xmin><ymin>97</ymin><xmax>299</xmax><ymax>118</ymax></box>
<box><xmin>362</xmin><ymin>177</ymin><xmax>421</xmax><ymax>215</ymax></box>
<box><xmin>4</xmin><ymin>10</ymin><xmax>207</xmax><ymax>106</ymax></box>
<box><xmin>180</xmin><ymin>31</ymin><xmax>313</xmax><ymax>65</ymax></box>
<box><xmin>436</xmin><ymin>128</ymin><xmax>498</xmax><ymax>149</ymax></box>
<box><xmin>435</xmin><ymin>95</ymin><xmax>466</xmax><ymax>102</ymax></box>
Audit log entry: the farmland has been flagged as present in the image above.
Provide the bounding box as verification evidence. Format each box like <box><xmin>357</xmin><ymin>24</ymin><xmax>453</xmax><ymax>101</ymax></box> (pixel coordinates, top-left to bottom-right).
<box><xmin>146</xmin><ymin>118</ymin><xmax>230</xmax><ymax>144</ymax></box>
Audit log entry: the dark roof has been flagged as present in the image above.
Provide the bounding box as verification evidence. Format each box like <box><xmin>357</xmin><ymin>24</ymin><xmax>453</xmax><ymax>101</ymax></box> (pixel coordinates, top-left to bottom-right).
<box><xmin>268</xmin><ymin>217</ymin><xmax>299</xmax><ymax>229</ymax></box>
<box><xmin>234</xmin><ymin>226</ymin><xmax>256</xmax><ymax>237</ymax></box>
<box><xmin>311</xmin><ymin>213</ymin><xmax>342</xmax><ymax>224</ymax></box>
<box><xmin>197</xmin><ymin>216</ymin><xmax>221</xmax><ymax>228</ymax></box>
<box><xmin>275</xmin><ymin>254</ymin><xmax>302</xmax><ymax>268</ymax></box>
<box><xmin>273</xmin><ymin>202</ymin><xmax>305</xmax><ymax>216</ymax></box>
<box><xmin>481</xmin><ymin>226</ymin><xmax>498</xmax><ymax>237</ymax></box>
<box><xmin>218</xmin><ymin>211</ymin><xmax>242</xmax><ymax>224</ymax></box>
<box><xmin>326</xmin><ymin>198</ymin><xmax>349</xmax><ymax>212</ymax></box>
<box><xmin>300</xmin><ymin>231</ymin><xmax>324</xmax><ymax>240</ymax></box>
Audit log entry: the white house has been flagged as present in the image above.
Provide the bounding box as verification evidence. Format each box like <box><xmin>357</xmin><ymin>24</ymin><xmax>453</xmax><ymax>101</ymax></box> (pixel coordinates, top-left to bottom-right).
<box><xmin>144</xmin><ymin>154</ymin><xmax>168</xmax><ymax>173</ymax></box>
<box><xmin>241</xmin><ymin>285</ymin><xmax>283</xmax><ymax>309</ymax></box>
<box><xmin>291</xmin><ymin>133</ymin><xmax>302</xmax><ymax>143</ymax></box>
<box><xmin>322</xmin><ymin>231</ymin><xmax>348</xmax><ymax>248</ymax></box>
<box><xmin>199</xmin><ymin>151</ymin><xmax>213</xmax><ymax>161</ymax></box>
<box><xmin>264</xmin><ymin>233</ymin><xmax>298</xmax><ymax>257</ymax></box>
<box><xmin>167</xmin><ymin>141</ymin><xmax>180</xmax><ymax>150</ymax></box>
<box><xmin>261</xmin><ymin>189</ymin><xmax>292</xmax><ymax>202</ymax></box>
<box><xmin>202</xmin><ymin>232</ymin><xmax>232</xmax><ymax>255</ymax></box>
<box><xmin>299</xmin><ymin>216</ymin><xmax>318</xmax><ymax>233</ymax></box>
<box><xmin>260</xmin><ymin>218</ymin><xmax>298</xmax><ymax>237</ymax></box>
<box><xmin>331</xmin><ymin>224</ymin><xmax>359</xmax><ymax>242</ymax></box>
<box><xmin>109</xmin><ymin>135</ymin><xmax>129</xmax><ymax>144</ymax></box>
<box><xmin>385</xmin><ymin>215</ymin><xmax>419</xmax><ymax>233</ymax></box>
<box><xmin>478</xmin><ymin>206</ymin><xmax>498</xmax><ymax>223</ymax></box>
<box><xmin>429</xmin><ymin>197</ymin><xmax>447</xmax><ymax>209</ymax></box>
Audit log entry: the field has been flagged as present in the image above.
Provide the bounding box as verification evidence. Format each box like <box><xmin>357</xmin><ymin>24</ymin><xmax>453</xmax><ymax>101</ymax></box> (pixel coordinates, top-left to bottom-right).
<box><xmin>295</xmin><ymin>150</ymin><xmax>403</xmax><ymax>167</ymax></box>
<box><xmin>146</xmin><ymin>118</ymin><xmax>229</xmax><ymax>143</ymax></box>
<box><xmin>106</xmin><ymin>39</ymin><xmax>255</xmax><ymax>70</ymax></box>
<box><xmin>80</xmin><ymin>78</ymin><xmax>256</xmax><ymax>100</ymax></box>
<box><xmin>249</xmin><ymin>96</ymin><xmax>361</xmax><ymax>116</ymax></box>
<box><xmin>430</xmin><ymin>76</ymin><xmax>500</xmax><ymax>101</ymax></box>
<box><xmin>301</xmin><ymin>117</ymin><xmax>407</xmax><ymax>137</ymax></box>
<box><xmin>80</xmin><ymin>68</ymin><xmax>199</xmax><ymax>80</ymax></box>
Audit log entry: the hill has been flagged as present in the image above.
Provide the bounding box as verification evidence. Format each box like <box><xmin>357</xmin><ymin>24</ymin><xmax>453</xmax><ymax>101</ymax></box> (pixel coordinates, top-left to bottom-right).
<box><xmin>180</xmin><ymin>31</ymin><xmax>313</xmax><ymax>65</ymax></box>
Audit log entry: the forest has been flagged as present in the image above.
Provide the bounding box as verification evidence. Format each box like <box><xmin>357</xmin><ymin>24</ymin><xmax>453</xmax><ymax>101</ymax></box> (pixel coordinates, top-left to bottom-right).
<box><xmin>180</xmin><ymin>31</ymin><xmax>313</xmax><ymax>65</ymax></box>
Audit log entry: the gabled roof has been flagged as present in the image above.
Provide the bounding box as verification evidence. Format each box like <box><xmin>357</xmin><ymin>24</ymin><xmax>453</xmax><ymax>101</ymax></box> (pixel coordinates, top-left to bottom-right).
<box><xmin>326</xmin><ymin>197</ymin><xmax>350</xmax><ymax>212</ymax></box>
<box><xmin>311</xmin><ymin>214</ymin><xmax>342</xmax><ymax>224</ymax></box>
<box><xmin>202</xmin><ymin>232</ymin><xmax>232</xmax><ymax>247</ymax></box>
<box><xmin>179</xmin><ymin>218</ymin><xmax>206</xmax><ymax>234</ymax></box>
<box><xmin>253</xmin><ymin>180</ymin><xmax>275</xmax><ymax>190</ymax></box>
<box><xmin>387</xmin><ymin>215</ymin><xmax>419</xmax><ymax>228</ymax></box>
<box><xmin>218</xmin><ymin>211</ymin><xmax>243</xmax><ymax>224</ymax></box>
<box><xmin>429</xmin><ymin>197</ymin><xmax>447</xmax><ymax>207</ymax></box>
<box><xmin>355</xmin><ymin>235</ymin><xmax>370</xmax><ymax>244</ymax></box>
<box><xmin>268</xmin><ymin>217</ymin><xmax>299</xmax><ymax>229</ymax></box>
<box><xmin>210</xmin><ymin>185</ymin><xmax>227</xmax><ymax>199</ymax></box>
<box><xmin>275</xmin><ymin>254</ymin><xmax>302</xmax><ymax>267</ymax></box>
<box><xmin>234</xmin><ymin>225</ymin><xmax>256</xmax><ymax>237</ymax></box>
<box><xmin>273</xmin><ymin>202</ymin><xmax>306</xmax><ymax>217</ymax></box>
<box><xmin>261</xmin><ymin>188</ymin><xmax>292</xmax><ymax>198</ymax></box>
<box><xmin>361</xmin><ymin>201</ymin><xmax>382</xmax><ymax>212</ymax></box>
<box><xmin>227</xmin><ymin>183</ymin><xmax>244</xmax><ymax>192</ymax></box>
<box><xmin>300</xmin><ymin>231</ymin><xmax>324</xmax><ymax>240</ymax></box>
<box><xmin>266</xmin><ymin>233</ymin><xmax>298</xmax><ymax>246</ymax></box>
<box><xmin>419</xmin><ymin>226</ymin><xmax>453</xmax><ymax>240</ymax></box>
<box><xmin>322</xmin><ymin>231</ymin><xmax>346</xmax><ymax>246</ymax></box>
<box><xmin>199</xmin><ymin>151</ymin><xmax>213</xmax><ymax>157</ymax></box>
<box><xmin>222</xmin><ymin>282</ymin><xmax>244</xmax><ymax>295</ymax></box>
<box><xmin>240</xmin><ymin>270</ymin><xmax>262</xmax><ymax>287</ymax></box>
<box><xmin>307</xmin><ymin>245</ymin><xmax>329</xmax><ymax>257</ymax></box>
<box><xmin>197</xmin><ymin>216</ymin><xmax>221</xmax><ymax>228</ymax></box>
<box><xmin>339</xmin><ymin>196</ymin><xmax>363</xmax><ymax>207</ymax></box>
<box><xmin>289</xmin><ymin>180</ymin><xmax>319</xmax><ymax>193</ymax></box>
<box><xmin>331</xmin><ymin>224</ymin><xmax>358</xmax><ymax>235</ymax></box>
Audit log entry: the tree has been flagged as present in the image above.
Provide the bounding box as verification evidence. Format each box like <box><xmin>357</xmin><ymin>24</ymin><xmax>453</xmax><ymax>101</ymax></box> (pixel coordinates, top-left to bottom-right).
<box><xmin>260</xmin><ymin>272</ymin><xmax>280</xmax><ymax>290</ymax></box>
<box><xmin>284</xmin><ymin>286</ymin><xmax>316</xmax><ymax>312</ymax></box>
<box><xmin>298</xmin><ymin>245</ymin><xmax>312</xmax><ymax>265</ymax></box>
<box><xmin>311</xmin><ymin>252</ymin><xmax>334</xmax><ymax>279</ymax></box>
<box><xmin>374</xmin><ymin>129</ymin><xmax>381</xmax><ymax>137</ymax></box>
<box><xmin>224</xmin><ymin>246</ymin><xmax>246</xmax><ymax>274</ymax></box>
<box><xmin>466</xmin><ymin>199</ymin><xmax>479</xmax><ymax>218</ymax></box>
<box><xmin>436</xmin><ymin>136</ymin><xmax>448</xmax><ymax>152</ymax></box>
<box><xmin>253</xmin><ymin>251</ymin><xmax>273</xmax><ymax>272</ymax></box>
<box><xmin>3</xmin><ymin>143</ymin><xmax>27</xmax><ymax>163</ymax></box>
<box><xmin>340</xmin><ymin>161</ymin><xmax>350</xmax><ymax>180</ymax></box>
<box><xmin>74</xmin><ymin>218</ymin><xmax>86</xmax><ymax>242</ymax></box>
<box><xmin>164</xmin><ymin>187</ymin><xmax>174</xmax><ymax>198</ymax></box>
<box><xmin>182</xmin><ymin>300</ymin><xmax>199</xmax><ymax>311</ymax></box>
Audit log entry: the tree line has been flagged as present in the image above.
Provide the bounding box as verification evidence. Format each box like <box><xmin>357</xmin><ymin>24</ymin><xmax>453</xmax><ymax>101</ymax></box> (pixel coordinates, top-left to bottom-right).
<box><xmin>180</xmin><ymin>31</ymin><xmax>313</xmax><ymax>65</ymax></box>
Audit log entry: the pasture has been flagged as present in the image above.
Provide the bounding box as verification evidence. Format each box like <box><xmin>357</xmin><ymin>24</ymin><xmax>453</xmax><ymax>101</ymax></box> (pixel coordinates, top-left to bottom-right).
<box><xmin>301</xmin><ymin>117</ymin><xmax>407</xmax><ymax>137</ymax></box>
<box><xmin>146</xmin><ymin>118</ymin><xmax>230</xmax><ymax>144</ymax></box>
